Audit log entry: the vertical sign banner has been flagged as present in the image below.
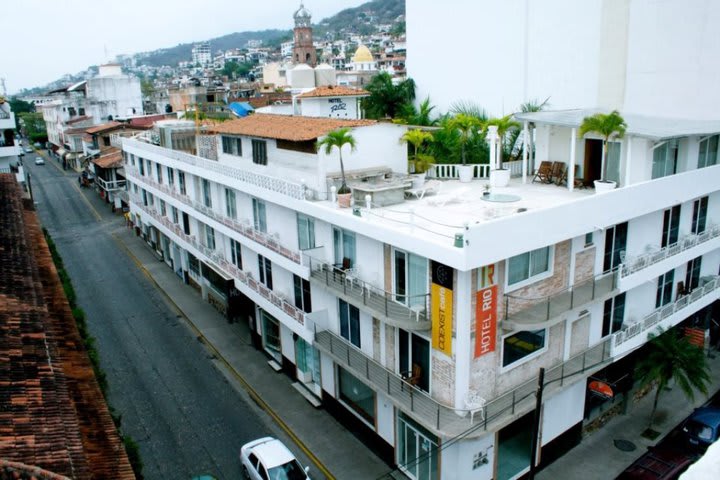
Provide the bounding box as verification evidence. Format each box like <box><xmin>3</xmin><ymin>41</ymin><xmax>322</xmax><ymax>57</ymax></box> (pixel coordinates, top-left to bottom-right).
<box><xmin>431</xmin><ymin>261</ymin><xmax>453</xmax><ymax>356</ymax></box>
<box><xmin>475</xmin><ymin>285</ymin><xmax>497</xmax><ymax>358</ymax></box>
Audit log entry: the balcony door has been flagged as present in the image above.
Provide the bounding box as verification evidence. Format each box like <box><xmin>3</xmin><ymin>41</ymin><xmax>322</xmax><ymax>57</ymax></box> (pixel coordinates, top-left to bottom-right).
<box><xmin>394</xmin><ymin>249</ymin><xmax>428</xmax><ymax>308</ymax></box>
<box><xmin>295</xmin><ymin>336</ymin><xmax>321</xmax><ymax>395</ymax></box>
<box><xmin>603</xmin><ymin>222</ymin><xmax>628</xmax><ymax>272</ymax></box>
<box><xmin>399</xmin><ymin>329</ymin><xmax>430</xmax><ymax>393</ymax></box>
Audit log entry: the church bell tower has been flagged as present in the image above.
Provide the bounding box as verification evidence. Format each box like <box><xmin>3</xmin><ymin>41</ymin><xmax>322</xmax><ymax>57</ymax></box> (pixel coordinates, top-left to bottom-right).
<box><xmin>293</xmin><ymin>2</ymin><xmax>317</xmax><ymax>67</ymax></box>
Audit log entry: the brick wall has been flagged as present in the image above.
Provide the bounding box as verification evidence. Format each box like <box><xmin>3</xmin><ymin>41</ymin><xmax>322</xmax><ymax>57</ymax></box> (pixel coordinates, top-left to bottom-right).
<box><xmin>384</xmin><ymin>325</ymin><xmax>395</xmax><ymax>370</ymax></box>
<box><xmin>373</xmin><ymin>318</ymin><xmax>381</xmax><ymax>362</ymax></box>
<box><xmin>574</xmin><ymin>247</ymin><xmax>596</xmax><ymax>283</ymax></box>
<box><xmin>432</xmin><ymin>352</ymin><xmax>456</xmax><ymax>405</ymax></box>
<box><xmin>570</xmin><ymin>315</ymin><xmax>590</xmax><ymax>356</ymax></box>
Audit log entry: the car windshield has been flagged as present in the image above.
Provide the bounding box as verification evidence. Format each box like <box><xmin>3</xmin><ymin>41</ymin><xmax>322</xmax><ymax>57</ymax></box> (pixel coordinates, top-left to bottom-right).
<box><xmin>685</xmin><ymin>420</ymin><xmax>713</xmax><ymax>441</ymax></box>
<box><xmin>267</xmin><ymin>460</ymin><xmax>306</xmax><ymax>480</ymax></box>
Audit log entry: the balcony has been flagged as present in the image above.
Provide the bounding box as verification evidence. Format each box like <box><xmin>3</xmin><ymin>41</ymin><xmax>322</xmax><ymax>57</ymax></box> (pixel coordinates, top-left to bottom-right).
<box><xmin>619</xmin><ymin>225</ymin><xmax>720</xmax><ymax>289</ymax></box>
<box><xmin>504</xmin><ymin>270</ymin><xmax>617</xmax><ymax>330</ymax></box>
<box><xmin>95</xmin><ymin>177</ymin><xmax>126</xmax><ymax>192</ymax></box>
<box><xmin>304</xmin><ymin>255</ymin><xmax>430</xmax><ymax>331</ymax></box>
<box><xmin>315</xmin><ymin>328</ymin><xmax>613</xmax><ymax>437</ymax></box>
<box><xmin>612</xmin><ymin>276</ymin><xmax>720</xmax><ymax>357</ymax></box>
<box><xmin>132</xmin><ymin>197</ymin><xmax>306</xmax><ymax>326</ymax></box>
<box><xmin>127</xmin><ymin>167</ymin><xmax>302</xmax><ymax>265</ymax></box>
<box><xmin>0</xmin><ymin>145</ymin><xmax>20</xmax><ymax>158</ymax></box>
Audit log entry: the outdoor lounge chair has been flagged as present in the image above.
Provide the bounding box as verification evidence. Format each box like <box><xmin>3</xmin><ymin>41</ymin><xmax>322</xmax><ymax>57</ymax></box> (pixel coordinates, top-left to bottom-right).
<box><xmin>405</xmin><ymin>179</ymin><xmax>442</xmax><ymax>200</ymax></box>
<box><xmin>532</xmin><ymin>161</ymin><xmax>553</xmax><ymax>183</ymax></box>
<box><xmin>550</xmin><ymin>161</ymin><xmax>565</xmax><ymax>184</ymax></box>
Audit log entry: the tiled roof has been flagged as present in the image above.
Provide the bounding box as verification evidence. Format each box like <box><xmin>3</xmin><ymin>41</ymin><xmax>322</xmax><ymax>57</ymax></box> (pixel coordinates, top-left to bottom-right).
<box><xmin>0</xmin><ymin>174</ymin><xmax>135</xmax><ymax>479</ymax></box>
<box><xmin>63</xmin><ymin>127</ymin><xmax>88</xmax><ymax>135</ymax></box>
<box><xmin>209</xmin><ymin>113</ymin><xmax>376</xmax><ymax>141</ymax></box>
<box><xmin>296</xmin><ymin>85</ymin><xmax>369</xmax><ymax>99</ymax></box>
<box><xmin>65</xmin><ymin>116</ymin><xmax>92</xmax><ymax>125</ymax></box>
<box><xmin>92</xmin><ymin>149</ymin><xmax>123</xmax><ymax>169</ymax></box>
<box><xmin>85</xmin><ymin>121</ymin><xmax>123</xmax><ymax>134</ymax></box>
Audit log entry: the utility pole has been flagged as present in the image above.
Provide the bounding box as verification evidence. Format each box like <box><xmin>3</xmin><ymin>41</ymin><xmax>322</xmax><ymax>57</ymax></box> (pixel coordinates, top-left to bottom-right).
<box><xmin>528</xmin><ymin>367</ymin><xmax>545</xmax><ymax>480</ymax></box>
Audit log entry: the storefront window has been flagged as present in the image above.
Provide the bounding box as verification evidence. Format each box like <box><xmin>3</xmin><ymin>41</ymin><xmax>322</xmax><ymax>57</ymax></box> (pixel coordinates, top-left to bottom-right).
<box><xmin>502</xmin><ymin>329</ymin><xmax>546</xmax><ymax>367</ymax></box>
<box><xmin>338</xmin><ymin>367</ymin><xmax>375</xmax><ymax>424</ymax></box>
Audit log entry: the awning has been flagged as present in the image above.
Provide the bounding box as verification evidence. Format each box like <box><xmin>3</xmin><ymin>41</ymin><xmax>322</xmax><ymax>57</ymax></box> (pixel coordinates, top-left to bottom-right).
<box><xmin>229</xmin><ymin>102</ymin><xmax>254</xmax><ymax>118</ymax></box>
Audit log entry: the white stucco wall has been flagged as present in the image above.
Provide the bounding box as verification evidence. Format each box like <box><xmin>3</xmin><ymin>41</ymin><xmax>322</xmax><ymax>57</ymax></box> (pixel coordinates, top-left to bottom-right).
<box><xmin>441</xmin><ymin>434</ymin><xmax>495</xmax><ymax>480</ymax></box>
<box><xmin>301</xmin><ymin>96</ymin><xmax>361</xmax><ymax>119</ymax></box>
<box><xmin>541</xmin><ymin>379</ymin><xmax>585</xmax><ymax>445</ymax></box>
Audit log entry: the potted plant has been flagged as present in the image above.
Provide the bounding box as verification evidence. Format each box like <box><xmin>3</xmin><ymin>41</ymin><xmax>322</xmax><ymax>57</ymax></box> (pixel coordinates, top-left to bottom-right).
<box><xmin>401</xmin><ymin>129</ymin><xmax>434</xmax><ymax>188</ymax></box>
<box><xmin>579</xmin><ymin>110</ymin><xmax>627</xmax><ymax>193</ymax></box>
<box><xmin>448</xmin><ymin>114</ymin><xmax>482</xmax><ymax>183</ymax></box>
<box><xmin>487</xmin><ymin>114</ymin><xmax>520</xmax><ymax>188</ymax></box>
<box><xmin>483</xmin><ymin>184</ymin><xmax>491</xmax><ymax>197</ymax></box>
<box><xmin>317</xmin><ymin>127</ymin><xmax>356</xmax><ymax>207</ymax></box>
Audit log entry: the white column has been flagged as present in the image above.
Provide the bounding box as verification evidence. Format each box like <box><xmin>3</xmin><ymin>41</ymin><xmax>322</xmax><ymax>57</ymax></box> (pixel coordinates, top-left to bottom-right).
<box><xmin>487</xmin><ymin>125</ymin><xmax>499</xmax><ymax>171</ymax></box>
<box><xmin>569</xmin><ymin>127</ymin><xmax>577</xmax><ymax>191</ymax></box>
<box><xmin>522</xmin><ymin>121</ymin><xmax>529</xmax><ymax>184</ymax></box>
<box><xmin>624</xmin><ymin>136</ymin><xmax>632</xmax><ymax>187</ymax></box>
<box><xmin>453</xmin><ymin>269</ymin><xmax>472</xmax><ymax>410</ymax></box>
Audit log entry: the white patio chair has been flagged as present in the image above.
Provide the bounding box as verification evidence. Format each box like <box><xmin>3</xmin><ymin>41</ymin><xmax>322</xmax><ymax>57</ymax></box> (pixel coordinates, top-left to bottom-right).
<box><xmin>465</xmin><ymin>390</ymin><xmax>486</xmax><ymax>425</ymax></box>
<box><xmin>405</xmin><ymin>180</ymin><xmax>442</xmax><ymax>200</ymax></box>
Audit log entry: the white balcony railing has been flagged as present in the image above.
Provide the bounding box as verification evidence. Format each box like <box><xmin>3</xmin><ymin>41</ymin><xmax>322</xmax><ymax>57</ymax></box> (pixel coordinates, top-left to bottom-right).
<box><xmin>132</xmin><ymin>196</ymin><xmax>306</xmax><ymax>326</ymax></box>
<box><xmin>127</xmin><ymin>167</ymin><xmax>302</xmax><ymax>265</ymax></box>
<box><xmin>612</xmin><ymin>276</ymin><xmax>720</xmax><ymax>351</ymax></box>
<box><xmin>95</xmin><ymin>177</ymin><xmax>126</xmax><ymax>192</ymax></box>
<box><xmin>620</xmin><ymin>225</ymin><xmax>720</xmax><ymax>278</ymax></box>
<box><xmin>428</xmin><ymin>163</ymin><xmax>490</xmax><ymax>180</ymax></box>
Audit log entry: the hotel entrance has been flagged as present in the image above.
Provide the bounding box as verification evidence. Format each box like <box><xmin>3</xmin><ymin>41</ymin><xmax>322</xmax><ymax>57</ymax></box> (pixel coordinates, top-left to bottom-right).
<box><xmin>397</xmin><ymin>412</ymin><xmax>439</xmax><ymax>480</ymax></box>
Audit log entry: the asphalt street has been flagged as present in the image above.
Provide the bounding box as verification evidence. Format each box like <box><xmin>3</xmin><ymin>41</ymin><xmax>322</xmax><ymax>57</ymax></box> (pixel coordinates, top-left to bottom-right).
<box><xmin>27</xmin><ymin>152</ymin><xmax>277</xmax><ymax>480</ymax></box>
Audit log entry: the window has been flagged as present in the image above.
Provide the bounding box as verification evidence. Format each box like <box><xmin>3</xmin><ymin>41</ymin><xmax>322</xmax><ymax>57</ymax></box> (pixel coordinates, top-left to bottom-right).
<box><xmin>603</xmin><ymin>222</ymin><xmax>628</xmax><ymax>272</ymax></box>
<box><xmin>258</xmin><ymin>255</ymin><xmax>272</xmax><ymax>289</ymax></box>
<box><xmin>585</xmin><ymin>232</ymin><xmax>594</xmax><ymax>247</ymax></box>
<box><xmin>297</xmin><ymin>214</ymin><xmax>315</xmax><ymax>250</ymax></box>
<box><xmin>652</xmin><ymin>140</ymin><xmax>678</xmax><ymax>179</ymax></box>
<box><xmin>260</xmin><ymin>310</ymin><xmax>281</xmax><ymax>363</ymax></box>
<box><xmin>221</xmin><ymin>135</ymin><xmax>242</xmax><ymax>156</ymax></box>
<box><xmin>147</xmin><ymin>192</ymin><xmax>154</xmax><ymax>206</ymax></box>
<box><xmin>602</xmin><ymin>293</ymin><xmax>626</xmax><ymax>337</ymax></box>
<box><xmin>293</xmin><ymin>275</ymin><xmax>312</xmax><ymax>313</ymax></box>
<box><xmin>691</xmin><ymin>197</ymin><xmax>708</xmax><ymax>234</ymax></box>
<box><xmin>171</xmin><ymin>206</ymin><xmax>179</xmax><ymax>224</ymax></box>
<box><xmin>252</xmin><ymin>139</ymin><xmax>267</xmax><ymax>165</ymax></box>
<box><xmin>252</xmin><ymin>198</ymin><xmax>267</xmax><ymax>232</ymax></box>
<box><xmin>661</xmin><ymin>205</ymin><xmax>681</xmax><ymax>248</ymax></box>
<box><xmin>182</xmin><ymin>212</ymin><xmax>190</xmax><ymax>235</ymax></box>
<box><xmin>167</xmin><ymin>167</ymin><xmax>174</xmax><ymax>186</ymax></box>
<box><xmin>205</xmin><ymin>225</ymin><xmax>216</xmax><ymax>250</ymax></box>
<box><xmin>159</xmin><ymin>199</ymin><xmax>166</xmax><ymax>217</ymax></box>
<box><xmin>656</xmin><ymin>270</ymin><xmax>674</xmax><ymax>307</ymax></box>
<box><xmin>339</xmin><ymin>299</ymin><xmax>360</xmax><ymax>347</ymax></box>
<box><xmin>103</xmin><ymin>136</ymin><xmax>111</xmax><ymax>147</ymax></box>
<box><xmin>502</xmin><ymin>329</ymin><xmax>546</xmax><ymax>367</ymax></box>
<box><xmin>78</xmin><ymin>107</ymin><xmax>85</xmax><ymax>116</ymax></box>
<box><xmin>225</xmin><ymin>188</ymin><xmax>237</xmax><ymax>219</ymax></box>
<box><xmin>507</xmin><ymin>247</ymin><xmax>551</xmax><ymax>287</ymax></box>
<box><xmin>276</xmin><ymin>139</ymin><xmax>316</xmax><ymax>154</ymax></box>
<box><xmin>698</xmin><ymin>135</ymin><xmax>719</xmax><ymax>169</ymax></box>
<box><xmin>188</xmin><ymin>253</ymin><xmax>200</xmax><ymax>277</ymax></box>
<box><xmin>156</xmin><ymin>163</ymin><xmax>163</xmax><ymax>183</ymax></box>
<box><xmin>129</xmin><ymin>154</ymin><xmax>135</xmax><ymax>166</ymax></box>
<box><xmin>138</xmin><ymin>158</ymin><xmax>145</xmax><ymax>175</ymax></box>
<box><xmin>201</xmin><ymin>178</ymin><xmax>212</xmax><ymax>207</ymax></box>
<box><xmin>333</xmin><ymin>228</ymin><xmax>356</xmax><ymax>267</ymax></box>
<box><xmin>178</xmin><ymin>171</ymin><xmax>186</xmax><ymax>195</ymax></box>
<box><xmin>393</xmin><ymin>249</ymin><xmax>428</xmax><ymax>307</ymax></box>
<box><xmin>338</xmin><ymin>367</ymin><xmax>375</xmax><ymax>424</ymax></box>
<box><xmin>142</xmin><ymin>189</ymin><xmax>148</xmax><ymax>206</ymax></box>
<box><xmin>231</xmin><ymin>239</ymin><xmax>242</xmax><ymax>269</ymax></box>
<box><xmin>686</xmin><ymin>257</ymin><xmax>702</xmax><ymax>292</ymax></box>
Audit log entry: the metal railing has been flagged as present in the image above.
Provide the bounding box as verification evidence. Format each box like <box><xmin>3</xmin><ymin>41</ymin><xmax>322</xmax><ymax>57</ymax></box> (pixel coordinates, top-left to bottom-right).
<box><xmin>315</xmin><ymin>328</ymin><xmax>613</xmax><ymax>437</ymax></box>
<box><xmin>428</xmin><ymin>164</ymin><xmax>490</xmax><ymax>180</ymax></box>
<box><xmin>620</xmin><ymin>224</ymin><xmax>720</xmax><ymax>278</ymax></box>
<box><xmin>127</xmin><ymin>167</ymin><xmax>302</xmax><ymax>264</ymax></box>
<box><xmin>95</xmin><ymin>177</ymin><xmax>126</xmax><ymax>192</ymax></box>
<box><xmin>125</xmin><ymin>138</ymin><xmax>315</xmax><ymax>200</ymax></box>
<box><xmin>132</xmin><ymin>196</ymin><xmax>306</xmax><ymax>325</ymax></box>
<box><xmin>504</xmin><ymin>270</ymin><xmax>618</xmax><ymax>325</ymax></box>
<box><xmin>304</xmin><ymin>254</ymin><xmax>430</xmax><ymax>330</ymax></box>
<box><xmin>613</xmin><ymin>276</ymin><xmax>720</xmax><ymax>350</ymax></box>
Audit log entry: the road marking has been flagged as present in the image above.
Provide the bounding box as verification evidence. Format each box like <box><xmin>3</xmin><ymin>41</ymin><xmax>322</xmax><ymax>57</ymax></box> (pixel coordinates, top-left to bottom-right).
<box><xmin>110</xmin><ymin>230</ymin><xmax>336</xmax><ymax>480</ymax></box>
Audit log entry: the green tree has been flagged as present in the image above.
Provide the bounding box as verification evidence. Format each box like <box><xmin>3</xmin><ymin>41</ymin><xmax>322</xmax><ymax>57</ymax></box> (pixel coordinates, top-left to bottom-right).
<box><xmin>18</xmin><ymin>112</ymin><xmax>46</xmax><ymax>142</ymax></box>
<box><xmin>317</xmin><ymin>128</ymin><xmax>357</xmax><ymax>194</ymax></box>
<box><xmin>486</xmin><ymin>114</ymin><xmax>521</xmax><ymax>167</ymax></box>
<box><xmin>514</xmin><ymin>97</ymin><xmax>550</xmax><ymax>162</ymax></box>
<box><xmin>362</xmin><ymin>72</ymin><xmax>416</xmax><ymax>119</ymax></box>
<box><xmin>8</xmin><ymin>97</ymin><xmax>34</xmax><ymax>115</ymax></box>
<box><xmin>140</xmin><ymin>79</ymin><xmax>155</xmax><ymax>99</ymax></box>
<box><xmin>401</xmin><ymin>129</ymin><xmax>434</xmax><ymax>173</ymax></box>
<box><xmin>448</xmin><ymin>114</ymin><xmax>483</xmax><ymax>166</ymax></box>
<box><xmin>397</xmin><ymin>97</ymin><xmax>438</xmax><ymax>126</ymax></box>
<box><xmin>450</xmin><ymin>100</ymin><xmax>488</xmax><ymax>123</ymax></box>
<box><xmin>579</xmin><ymin>110</ymin><xmax>627</xmax><ymax>182</ymax></box>
<box><xmin>635</xmin><ymin>327</ymin><xmax>710</xmax><ymax>427</ymax></box>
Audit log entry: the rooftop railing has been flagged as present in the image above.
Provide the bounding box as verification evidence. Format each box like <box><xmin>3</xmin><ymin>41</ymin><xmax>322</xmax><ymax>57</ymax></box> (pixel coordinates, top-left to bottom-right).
<box><xmin>428</xmin><ymin>164</ymin><xmax>489</xmax><ymax>180</ymax></box>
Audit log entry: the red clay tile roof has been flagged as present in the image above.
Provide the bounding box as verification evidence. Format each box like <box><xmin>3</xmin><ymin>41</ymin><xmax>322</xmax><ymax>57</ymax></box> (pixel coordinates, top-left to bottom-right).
<box><xmin>85</xmin><ymin>121</ymin><xmax>123</xmax><ymax>134</ymax></box>
<box><xmin>63</xmin><ymin>127</ymin><xmax>88</xmax><ymax>135</ymax></box>
<box><xmin>0</xmin><ymin>174</ymin><xmax>135</xmax><ymax>480</ymax></box>
<box><xmin>296</xmin><ymin>85</ymin><xmax>369</xmax><ymax>99</ymax></box>
<box><xmin>209</xmin><ymin>113</ymin><xmax>376</xmax><ymax>141</ymax></box>
<box><xmin>92</xmin><ymin>149</ymin><xmax>123</xmax><ymax>169</ymax></box>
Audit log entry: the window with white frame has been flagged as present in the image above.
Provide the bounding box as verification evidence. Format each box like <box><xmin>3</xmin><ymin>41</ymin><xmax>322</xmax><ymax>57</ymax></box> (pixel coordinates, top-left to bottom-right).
<box><xmin>293</xmin><ymin>274</ymin><xmax>312</xmax><ymax>313</ymax></box>
<box><xmin>691</xmin><ymin>197</ymin><xmax>708</xmax><ymax>234</ymax></box>
<box><xmin>686</xmin><ymin>257</ymin><xmax>702</xmax><ymax>292</ymax></box>
<box><xmin>205</xmin><ymin>225</ymin><xmax>216</xmax><ymax>250</ymax></box>
<box><xmin>159</xmin><ymin>199</ymin><xmax>166</xmax><ymax>217</ymax></box>
<box><xmin>652</xmin><ymin>140</ymin><xmax>678</xmax><ymax>179</ymax></box>
<box><xmin>333</xmin><ymin>227</ymin><xmax>356</xmax><ymax>268</ymax></box>
<box><xmin>393</xmin><ymin>249</ymin><xmax>428</xmax><ymax>307</ymax></box>
<box><xmin>258</xmin><ymin>255</ymin><xmax>272</xmax><ymax>289</ymax></box>
<box><xmin>201</xmin><ymin>178</ymin><xmax>212</xmax><ymax>208</ymax></box>
<box><xmin>230</xmin><ymin>239</ymin><xmax>242</xmax><ymax>269</ymax></box>
<box><xmin>661</xmin><ymin>205</ymin><xmax>681</xmax><ymax>248</ymax></box>
<box><xmin>221</xmin><ymin>135</ymin><xmax>243</xmax><ymax>156</ymax></box>
<box><xmin>297</xmin><ymin>214</ymin><xmax>315</xmax><ymax>250</ymax></box>
<box><xmin>656</xmin><ymin>270</ymin><xmax>674</xmax><ymax>308</ymax></box>
<box><xmin>339</xmin><ymin>299</ymin><xmax>360</xmax><ymax>347</ymax></box>
<box><xmin>602</xmin><ymin>293</ymin><xmax>626</xmax><ymax>337</ymax></box>
<box><xmin>698</xmin><ymin>135</ymin><xmax>719</xmax><ymax>169</ymax></box>
<box><xmin>502</xmin><ymin>329</ymin><xmax>546</xmax><ymax>367</ymax></box>
<box><xmin>178</xmin><ymin>171</ymin><xmax>186</xmax><ymax>195</ymax></box>
<box><xmin>225</xmin><ymin>188</ymin><xmax>237</xmax><ymax>220</ymax></box>
<box><xmin>252</xmin><ymin>139</ymin><xmax>267</xmax><ymax>165</ymax></box>
<box><xmin>156</xmin><ymin>163</ymin><xmax>163</xmax><ymax>183</ymax></box>
<box><xmin>167</xmin><ymin>167</ymin><xmax>174</xmax><ymax>186</ymax></box>
<box><xmin>171</xmin><ymin>206</ymin><xmax>179</xmax><ymax>224</ymax></box>
<box><xmin>507</xmin><ymin>247</ymin><xmax>551</xmax><ymax>287</ymax></box>
<box><xmin>252</xmin><ymin>198</ymin><xmax>267</xmax><ymax>232</ymax></box>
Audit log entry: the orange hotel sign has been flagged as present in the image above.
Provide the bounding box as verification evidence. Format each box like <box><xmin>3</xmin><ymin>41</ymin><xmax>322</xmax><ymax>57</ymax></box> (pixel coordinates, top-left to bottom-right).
<box><xmin>475</xmin><ymin>284</ymin><xmax>497</xmax><ymax>358</ymax></box>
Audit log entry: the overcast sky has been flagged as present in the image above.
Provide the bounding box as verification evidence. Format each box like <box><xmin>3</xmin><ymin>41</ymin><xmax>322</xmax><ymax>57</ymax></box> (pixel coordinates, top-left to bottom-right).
<box><xmin>5</xmin><ymin>0</ymin><xmax>368</xmax><ymax>94</ymax></box>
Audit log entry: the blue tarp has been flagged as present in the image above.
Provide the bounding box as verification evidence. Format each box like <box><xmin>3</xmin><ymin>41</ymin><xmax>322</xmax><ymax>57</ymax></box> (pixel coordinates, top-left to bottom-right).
<box><xmin>229</xmin><ymin>102</ymin><xmax>254</xmax><ymax>117</ymax></box>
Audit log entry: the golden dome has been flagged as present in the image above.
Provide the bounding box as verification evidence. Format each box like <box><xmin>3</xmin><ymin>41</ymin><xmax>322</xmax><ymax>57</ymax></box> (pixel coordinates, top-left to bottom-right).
<box><xmin>352</xmin><ymin>45</ymin><xmax>374</xmax><ymax>63</ymax></box>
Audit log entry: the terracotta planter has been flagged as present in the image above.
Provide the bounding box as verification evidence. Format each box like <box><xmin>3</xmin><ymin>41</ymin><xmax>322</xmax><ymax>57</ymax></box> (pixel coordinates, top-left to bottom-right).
<box><xmin>337</xmin><ymin>192</ymin><xmax>352</xmax><ymax>208</ymax></box>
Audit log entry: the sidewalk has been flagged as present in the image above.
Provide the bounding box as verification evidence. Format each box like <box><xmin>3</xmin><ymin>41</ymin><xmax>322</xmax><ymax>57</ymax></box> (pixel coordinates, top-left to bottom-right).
<box><xmin>538</xmin><ymin>353</ymin><xmax>720</xmax><ymax>480</ymax></box>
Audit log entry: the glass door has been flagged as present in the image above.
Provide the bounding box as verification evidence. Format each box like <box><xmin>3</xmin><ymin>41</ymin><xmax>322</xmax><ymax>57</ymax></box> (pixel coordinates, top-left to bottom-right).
<box><xmin>399</xmin><ymin>329</ymin><xmax>430</xmax><ymax>392</ymax></box>
<box><xmin>260</xmin><ymin>310</ymin><xmax>281</xmax><ymax>363</ymax></box>
<box><xmin>295</xmin><ymin>336</ymin><xmax>321</xmax><ymax>394</ymax></box>
<box><xmin>397</xmin><ymin>412</ymin><xmax>439</xmax><ymax>480</ymax></box>
<box><xmin>603</xmin><ymin>222</ymin><xmax>628</xmax><ymax>272</ymax></box>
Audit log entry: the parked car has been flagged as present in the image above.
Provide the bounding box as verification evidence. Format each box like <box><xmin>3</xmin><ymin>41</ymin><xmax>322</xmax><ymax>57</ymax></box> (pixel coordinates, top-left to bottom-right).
<box><xmin>682</xmin><ymin>407</ymin><xmax>720</xmax><ymax>452</ymax></box>
<box><xmin>34</xmin><ymin>157</ymin><xmax>45</xmax><ymax>165</ymax></box>
<box><xmin>616</xmin><ymin>446</ymin><xmax>696</xmax><ymax>480</ymax></box>
<box><xmin>240</xmin><ymin>437</ymin><xmax>310</xmax><ymax>480</ymax></box>
<box><xmin>24</xmin><ymin>147</ymin><xmax>33</xmax><ymax>153</ymax></box>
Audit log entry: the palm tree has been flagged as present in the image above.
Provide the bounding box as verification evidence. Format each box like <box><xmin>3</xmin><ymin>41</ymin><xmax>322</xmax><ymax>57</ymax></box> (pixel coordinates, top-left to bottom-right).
<box><xmin>578</xmin><ymin>110</ymin><xmax>627</xmax><ymax>183</ymax></box>
<box><xmin>448</xmin><ymin>114</ymin><xmax>483</xmax><ymax>166</ymax></box>
<box><xmin>450</xmin><ymin>100</ymin><xmax>489</xmax><ymax>123</ymax></box>
<box><xmin>635</xmin><ymin>327</ymin><xmax>710</xmax><ymax>428</ymax></box>
<box><xmin>401</xmin><ymin>129</ymin><xmax>434</xmax><ymax>173</ymax></box>
<box><xmin>362</xmin><ymin>72</ymin><xmax>416</xmax><ymax>119</ymax></box>
<box><xmin>317</xmin><ymin>128</ymin><xmax>356</xmax><ymax>194</ymax></box>
<box><xmin>514</xmin><ymin>97</ymin><xmax>550</xmax><ymax>164</ymax></box>
<box><xmin>486</xmin><ymin>114</ymin><xmax>521</xmax><ymax>168</ymax></box>
<box><xmin>398</xmin><ymin>97</ymin><xmax>438</xmax><ymax>126</ymax></box>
